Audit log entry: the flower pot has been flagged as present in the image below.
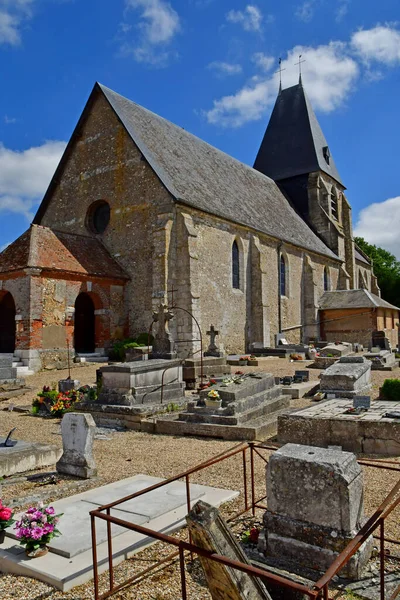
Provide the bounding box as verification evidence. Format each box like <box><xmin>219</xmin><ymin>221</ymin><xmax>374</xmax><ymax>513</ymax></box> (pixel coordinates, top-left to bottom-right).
<box><xmin>0</xmin><ymin>530</ymin><xmax>5</xmax><ymax>544</ymax></box>
<box><xmin>205</xmin><ymin>398</ymin><xmax>222</xmax><ymax>409</ymax></box>
<box><xmin>25</xmin><ymin>545</ymin><xmax>49</xmax><ymax>558</ymax></box>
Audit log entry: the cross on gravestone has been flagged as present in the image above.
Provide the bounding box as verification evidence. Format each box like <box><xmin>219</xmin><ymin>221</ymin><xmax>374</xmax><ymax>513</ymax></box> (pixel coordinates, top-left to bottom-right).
<box><xmin>204</xmin><ymin>324</ymin><xmax>222</xmax><ymax>357</ymax></box>
<box><xmin>150</xmin><ymin>304</ymin><xmax>177</xmax><ymax>359</ymax></box>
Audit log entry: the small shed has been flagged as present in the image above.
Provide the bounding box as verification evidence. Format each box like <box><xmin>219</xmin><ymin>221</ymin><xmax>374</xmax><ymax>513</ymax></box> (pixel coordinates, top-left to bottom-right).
<box><xmin>319</xmin><ymin>289</ymin><xmax>399</xmax><ymax>348</ymax></box>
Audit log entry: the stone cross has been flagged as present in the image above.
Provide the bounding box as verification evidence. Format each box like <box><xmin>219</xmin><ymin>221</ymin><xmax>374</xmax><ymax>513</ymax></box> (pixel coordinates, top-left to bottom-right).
<box><xmin>151</xmin><ymin>304</ymin><xmax>176</xmax><ymax>358</ymax></box>
<box><xmin>205</xmin><ymin>325</ymin><xmax>221</xmax><ymax>357</ymax></box>
<box><xmin>56</xmin><ymin>413</ymin><xmax>97</xmax><ymax>479</ymax></box>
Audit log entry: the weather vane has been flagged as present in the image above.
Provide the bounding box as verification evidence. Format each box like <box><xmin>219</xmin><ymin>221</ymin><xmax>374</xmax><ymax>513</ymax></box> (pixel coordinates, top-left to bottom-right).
<box><xmin>275</xmin><ymin>58</ymin><xmax>286</xmax><ymax>91</ymax></box>
<box><xmin>294</xmin><ymin>54</ymin><xmax>306</xmax><ymax>82</ymax></box>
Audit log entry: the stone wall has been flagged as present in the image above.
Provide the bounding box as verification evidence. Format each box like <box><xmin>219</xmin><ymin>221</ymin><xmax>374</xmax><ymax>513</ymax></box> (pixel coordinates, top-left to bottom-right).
<box><xmin>320</xmin><ymin>308</ymin><xmax>375</xmax><ymax>347</ymax></box>
<box><xmin>38</xmin><ymin>92</ymin><xmax>174</xmax><ymax>339</ymax></box>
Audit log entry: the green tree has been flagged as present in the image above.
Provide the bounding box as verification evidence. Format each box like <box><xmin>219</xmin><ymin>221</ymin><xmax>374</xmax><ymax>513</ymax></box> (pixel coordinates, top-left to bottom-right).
<box><xmin>355</xmin><ymin>237</ymin><xmax>400</xmax><ymax>307</ymax></box>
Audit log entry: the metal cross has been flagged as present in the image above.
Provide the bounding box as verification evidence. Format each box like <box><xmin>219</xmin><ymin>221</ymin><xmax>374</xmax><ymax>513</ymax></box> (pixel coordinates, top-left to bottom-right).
<box><xmin>294</xmin><ymin>54</ymin><xmax>306</xmax><ymax>81</ymax></box>
<box><xmin>275</xmin><ymin>58</ymin><xmax>286</xmax><ymax>90</ymax></box>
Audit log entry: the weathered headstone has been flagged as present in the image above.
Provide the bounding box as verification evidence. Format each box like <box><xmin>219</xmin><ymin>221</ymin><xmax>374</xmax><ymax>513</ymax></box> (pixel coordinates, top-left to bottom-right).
<box><xmin>204</xmin><ymin>325</ymin><xmax>222</xmax><ymax>357</ymax></box>
<box><xmin>320</xmin><ymin>356</ymin><xmax>372</xmax><ymax>398</ymax></box>
<box><xmin>56</xmin><ymin>413</ymin><xmax>97</xmax><ymax>479</ymax></box>
<box><xmin>187</xmin><ymin>500</ymin><xmax>272</xmax><ymax>600</ymax></box>
<box><xmin>58</xmin><ymin>378</ymin><xmax>80</xmax><ymax>393</ymax></box>
<box><xmin>263</xmin><ymin>444</ymin><xmax>373</xmax><ymax>579</ymax></box>
<box><xmin>150</xmin><ymin>304</ymin><xmax>177</xmax><ymax>359</ymax></box>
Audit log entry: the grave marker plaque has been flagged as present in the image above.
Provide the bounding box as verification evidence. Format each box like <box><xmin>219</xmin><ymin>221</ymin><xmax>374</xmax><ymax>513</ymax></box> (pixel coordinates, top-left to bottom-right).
<box><xmin>295</xmin><ymin>370</ymin><xmax>309</xmax><ymax>382</ymax></box>
<box><xmin>353</xmin><ymin>396</ymin><xmax>371</xmax><ymax>410</ymax></box>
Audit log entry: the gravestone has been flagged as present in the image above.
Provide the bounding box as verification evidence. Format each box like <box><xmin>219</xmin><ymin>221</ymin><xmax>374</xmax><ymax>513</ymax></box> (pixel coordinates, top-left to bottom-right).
<box><xmin>320</xmin><ymin>342</ymin><xmax>352</xmax><ymax>357</ymax></box>
<box><xmin>364</xmin><ymin>349</ymin><xmax>398</xmax><ymax>371</ymax></box>
<box><xmin>371</xmin><ymin>330</ymin><xmax>391</xmax><ymax>351</ymax></box>
<box><xmin>187</xmin><ymin>500</ymin><xmax>272</xmax><ymax>600</ymax></box>
<box><xmin>150</xmin><ymin>304</ymin><xmax>177</xmax><ymax>359</ymax></box>
<box><xmin>262</xmin><ymin>444</ymin><xmax>373</xmax><ymax>579</ymax></box>
<box><xmin>204</xmin><ymin>325</ymin><xmax>222</xmax><ymax>357</ymax></box>
<box><xmin>320</xmin><ymin>356</ymin><xmax>372</xmax><ymax>398</ymax></box>
<box><xmin>58</xmin><ymin>378</ymin><xmax>80</xmax><ymax>393</ymax></box>
<box><xmin>56</xmin><ymin>413</ymin><xmax>97</xmax><ymax>479</ymax></box>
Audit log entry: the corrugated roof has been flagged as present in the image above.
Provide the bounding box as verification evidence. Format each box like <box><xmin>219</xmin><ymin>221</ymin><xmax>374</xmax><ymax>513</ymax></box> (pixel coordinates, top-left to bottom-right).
<box><xmin>254</xmin><ymin>83</ymin><xmax>343</xmax><ymax>185</ymax></box>
<box><xmin>0</xmin><ymin>225</ymin><xmax>128</xmax><ymax>280</ymax></box>
<box><xmin>319</xmin><ymin>289</ymin><xmax>399</xmax><ymax>311</ymax></box>
<box><xmin>95</xmin><ymin>84</ymin><xmax>337</xmax><ymax>261</ymax></box>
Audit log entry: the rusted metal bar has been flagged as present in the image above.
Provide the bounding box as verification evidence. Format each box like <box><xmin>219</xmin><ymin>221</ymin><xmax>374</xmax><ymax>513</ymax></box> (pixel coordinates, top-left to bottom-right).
<box><xmin>106</xmin><ymin>507</ymin><xmax>114</xmax><ymax>592</ymax></box>
<box><xmin>179</xmin><ymin>545</ymin><xmax>187</xmax><ymax>600</ymax></box>
<box><xmin>389</xmin><ymin>581</ymin><xmax>400</xmax><ymax>600</ymax></box>
<box><xmin>242</xmin><ymin>447</ymin><xmax>248</xmax><ymax>511</ymax></box>
<box><xmin>91</xmin><ymin>510</ymin><xmax>318</xmax><ymax>598</ymax></box>
<box><xmin>373</xmin><ymin>534</ymin><xmax>400</xmax><ymax>546</ymax></box>
<box><xmin>323</xmin><ymin>584</ymin><xmax>329</xmax><ymax>600</ymax></box>
<box><xmin>380</xmin><ymin>519</ymin><xmax>385</xmax><ymax>600</ymax></box>
<box><xmin>94</xmin><ymin>443</ymin><xmax>248</xmax><ymax>511</ymax></box>
<box><xmin>252</xmin><ymin>446</ymin><xmax>270</xmax><ymax>464</ymax></box>
<box><xmin>185</xmin><ymin>473</ymin><xmax>194</xmax><ymax>560</ymax></box>
<box><xmin>358</xmin><ymin>462</ymin><xmax>400</xmax><ymax>473</ymax></box>
<box><xmin>250</xmin><ymin>443</ymin><xmax>256</xmax><ymax>516</ymax></box>
<box><xmin>91</xmin><ymin>514</ymin><xmax>99</xmax><ymax>600</ymax></box>
<box><xmin>97</xmin><ymin>550</ymin><xmax>180</xmax><ymax>600</ymax></box>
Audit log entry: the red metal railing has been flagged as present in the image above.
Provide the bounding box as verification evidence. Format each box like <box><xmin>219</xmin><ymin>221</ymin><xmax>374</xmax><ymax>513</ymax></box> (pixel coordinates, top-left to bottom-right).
<box><xmin>90</xmin><ymin>442</ymin><xmax>400</xmax><ymax>600</ymax></box>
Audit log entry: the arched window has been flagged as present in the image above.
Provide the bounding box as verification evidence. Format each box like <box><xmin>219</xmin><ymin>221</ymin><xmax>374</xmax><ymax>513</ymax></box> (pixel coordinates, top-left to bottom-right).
<box><xmin>323</xmin><ymin>267</ymin><xmax>329</xmax><ymax>291</ymax></box>
<box><xmin>232</xmin><ymin>241</ymin><xmax>240</xmax><ymax>289</ymax></box>
<box><xmin>280</xmin><ymin>255</ymin><xmax>286</xmax><ymax>296</ymax></box>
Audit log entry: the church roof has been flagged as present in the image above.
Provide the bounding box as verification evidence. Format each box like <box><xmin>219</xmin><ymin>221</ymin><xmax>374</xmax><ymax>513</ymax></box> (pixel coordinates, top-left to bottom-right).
<box><xmin>0</xmin><ymin>225</ymin><xmax>129</xmax><ymax>280</ymax></box>
<box><xmin>319</xmin><ymin>289</ymin><xmax>399</xmax><ymax>311</ymax></box>
<box><xmin>253</xmin><ymin>83</ymin><xmax>343</xmax><ymax>185</ymax></box>
<box><xmin>33</xmin><ymin>83</ymin><xmax>338</xmax><ymax>261</ymax></box>
<box><xmin>355</xmin><ymin>247</ymin><xmax>371</xmax><ymax>265</ymax></box>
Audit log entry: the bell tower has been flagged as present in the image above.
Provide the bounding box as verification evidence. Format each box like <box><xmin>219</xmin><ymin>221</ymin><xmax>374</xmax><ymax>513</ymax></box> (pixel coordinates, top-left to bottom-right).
<box><xmin>253</xmin><ymin>81</ymin><xmax>356</xmax><ymax>289</ymax></box>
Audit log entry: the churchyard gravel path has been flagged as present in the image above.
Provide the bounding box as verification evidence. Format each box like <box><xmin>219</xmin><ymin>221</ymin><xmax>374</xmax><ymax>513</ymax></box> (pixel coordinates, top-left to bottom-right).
<box><xmin>0</xmin><ymin>359</ymin><xmax>399</xmax><ymax>599</ymax></box>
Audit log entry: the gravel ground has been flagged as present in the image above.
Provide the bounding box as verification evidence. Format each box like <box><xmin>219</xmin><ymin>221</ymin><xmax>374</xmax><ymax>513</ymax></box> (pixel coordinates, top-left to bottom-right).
<box><xmin>0</xmin><ymin>359</ymin><xmax>399</xmax><ymax>600</ymax></box>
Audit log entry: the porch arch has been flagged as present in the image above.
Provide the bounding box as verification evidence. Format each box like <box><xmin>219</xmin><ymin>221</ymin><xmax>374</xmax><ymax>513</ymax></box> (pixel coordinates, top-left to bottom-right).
<box><xmin>0</xmin><ymin>291</ymin><xmax>16</xmax><ymax>353</ymax></box>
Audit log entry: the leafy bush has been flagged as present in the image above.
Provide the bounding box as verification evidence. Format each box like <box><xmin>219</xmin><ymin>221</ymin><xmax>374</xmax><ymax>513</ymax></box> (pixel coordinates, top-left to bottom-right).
<box><xmin>381</xmin><ymin>379</ymin><xmax>400</xmax><ymax>401</ymax></box>
<box><xmin>109</xmin><ymin>333</ymin><xmax>154</xmax><ymax>361</ymax></box>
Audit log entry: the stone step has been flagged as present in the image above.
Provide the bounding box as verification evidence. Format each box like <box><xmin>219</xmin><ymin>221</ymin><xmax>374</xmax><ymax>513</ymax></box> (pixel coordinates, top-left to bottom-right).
<box><xmin>243</xmin><ymin>407</ymin><xmax>294</xmax><ymax>440</ymax></box>
<box><xmin>227</xmin><ymin>385</ymin><xmax>282</xmax><ymax>415</ymax></box>
<box><xmin>179</xmin><ymin>395</ymin><xmax>289</xmax><ymax>426</ymax></box>
<box><xmin>75</xmin><ymin>354</ymin><xmax>109</xmax><ymax>363</ymax></box>
<box><xmin>202</xmin><ymin>374</ymin><xmax>276</xmax><ymax>404</ymax></box>
<box><xmin>15</xmin><ymin>366</ymin><xmax>35</xmax><ymax>376</ymax></box>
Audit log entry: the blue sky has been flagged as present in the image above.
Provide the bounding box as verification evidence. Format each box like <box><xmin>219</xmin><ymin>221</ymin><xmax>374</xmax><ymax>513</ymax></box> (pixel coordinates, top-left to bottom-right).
<box><xmin>1</xmin><ymin>0</ymin><xmax>400</xmax><ymax>257</ymax></box>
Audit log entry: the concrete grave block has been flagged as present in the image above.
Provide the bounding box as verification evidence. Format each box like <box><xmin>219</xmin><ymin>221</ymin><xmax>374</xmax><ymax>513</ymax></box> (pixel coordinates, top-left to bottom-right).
<box><xmin>320</xmin><ymin>356</ymin><xmax>372</xmax><ymax>398</ymax></box>
<box><xmin>56</xmin><ymin>413</ymin><xmax>97</xmax><ymax>479</ymax></box>
<box><xmin>263</xmin><ymin>443</ymin><xmax>372</xmax><ymax>579</ymax></box>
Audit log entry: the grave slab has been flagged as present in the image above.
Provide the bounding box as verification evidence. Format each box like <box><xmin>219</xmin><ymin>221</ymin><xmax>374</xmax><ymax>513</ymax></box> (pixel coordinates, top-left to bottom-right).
<box><xmin>0</xmin><ymin>474</ymin><xmax>238</xmax><ymax>591</ymax></box>
<box><xmin>0</xmin><ymin>437</ymin><xmax>62</xmax><ymax>477</ymax></box>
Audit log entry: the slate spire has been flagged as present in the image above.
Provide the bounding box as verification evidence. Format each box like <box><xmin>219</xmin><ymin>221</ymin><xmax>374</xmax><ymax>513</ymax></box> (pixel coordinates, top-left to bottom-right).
<box><xmin>253</xmin><ymin>82</ymin><xmax>343</xmax><ymax>186</ymax></box>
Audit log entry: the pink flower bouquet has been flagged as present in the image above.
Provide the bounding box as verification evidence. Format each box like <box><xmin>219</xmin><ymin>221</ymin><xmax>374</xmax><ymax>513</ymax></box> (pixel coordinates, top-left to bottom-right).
<box><xmin>14</xmin><ymin>504</ymin><xmax>63</xmax><ymax>553</ymax></box>
<box><xmin>0</xmin><ymin>500</ymin><xmax>15</xmax><ymax>530</ymax></box>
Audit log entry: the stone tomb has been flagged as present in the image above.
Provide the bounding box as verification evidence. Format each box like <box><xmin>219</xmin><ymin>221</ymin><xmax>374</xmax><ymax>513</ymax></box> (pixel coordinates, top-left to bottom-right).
<box><xmin>263</xmin><ymin>444</ymin><xmax>372</xmax><ymax>579</ymax></box>
<box><xmin>0</xmin><ymin>434</ymin><xmax>61</xmax><ymax>477</ymax></box>
<box><xmin>320</xmin><ymin>356</ymin><xmax>372</xmax><ymax>399</ymax></box>
<box><xmin>156</xmin><ymin>373</ymin><xmax>290</xmax><ymax>440</ymax></box>
<box><xmin>77</xmin><ymin>359</ymin><xmax>186</xmax><ymax>428</ymax></box>
<box><xmin>183</xmin><ymin>357</ymin><xmax>231</xmax><ymax>390</ymax></box>
<box><xmin>364</xmin><ymin>349</ymin><xmax>399</xmax><ymax>371</ymax></box>
<box><xmin>278</xmin><ymin>399</ymin><xmax>400</xmax><ymax>455</ymax></box>
<box><xmin>0</xmin><ymin>474</ymin><xmax>238</xmax><ymax>591</ymax></box>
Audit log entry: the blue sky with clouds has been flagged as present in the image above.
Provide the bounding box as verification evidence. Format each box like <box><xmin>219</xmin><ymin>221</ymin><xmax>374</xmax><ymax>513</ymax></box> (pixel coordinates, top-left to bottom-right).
<box><xmin>1</xmin><ymin>0</ymin><xmax>400</xmax><ymax>257</ymax></box>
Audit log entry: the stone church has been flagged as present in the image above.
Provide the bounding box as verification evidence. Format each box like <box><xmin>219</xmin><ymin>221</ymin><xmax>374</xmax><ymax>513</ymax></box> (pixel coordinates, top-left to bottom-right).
<box><xmin>0</xmin><ymin>80</ymin><xmax>398</xmax><ymax>371</ymax></box>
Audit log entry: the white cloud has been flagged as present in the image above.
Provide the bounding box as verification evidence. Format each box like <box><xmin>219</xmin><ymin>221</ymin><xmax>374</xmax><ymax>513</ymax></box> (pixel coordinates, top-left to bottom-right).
<box><xmin>0</xmin><ymin>0</ymin><xmax>34</xmax><ymax>45</ymax></box>
<box><xmin>205</xmin><ymin>42</ymin><xmax>359</xmax><ymax>127</ymax></box>
<box><xmin>336</xmin><ymin>0</ymin><xmax>350</xmax><ymax>22</ymax></box>
<box><xmin>354</xmin><ymin>197</ymin><xmax>400</xmax><ymax>260</ymax></box>
<box><xmin>226</xmin><ymin>5</ymin><xmax>263</xmax><ymax>32</ymax></box>
<box><xmin>295</xmin><ymin>0</ymin><xmax>317</xmax><ymax>23</ymax></box>
<box><xmin>0</xmin><ymin>141</ymin><xmax>66</xmax><ymax>221</ymax></box>
<box><xmin>123</xmin><ymin>0</ymin><xmax>180</xmax><ymax>65</ymax></box>
<box><xmin>252</xmin><ymin>52</ymin><xmax>275</xmax><ymax>72</ymax></box>
<box><xmin>4</xmin><ymin>115</ymin><xmax>17</xmax><ymax>124</ymax></box>
<box><xmin>351</xmin><ymin>25</ymin><xmax>400</xmax><ymax>65</ymax></box>
<box><xmin>208</xmin><ymin>61</ymin><xmax>242</xmax><ymax>76</ymax></box>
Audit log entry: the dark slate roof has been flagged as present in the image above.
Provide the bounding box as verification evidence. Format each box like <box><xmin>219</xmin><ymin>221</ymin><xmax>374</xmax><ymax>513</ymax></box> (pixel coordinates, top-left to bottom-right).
<box><xmin>253</xmin><ymin>83</ymin><xmax>343</xmax><ymax>186</ymax></box>
<box><xmin>355</xmin><ymin>247</ymin><xmax>371</xmax><ymax>265</ymax></box>
<box><xmin>93</xmin><ymin>84</ymin><xmax>337</xmax><ymax>260</ymax></box>
<box><xmin>0</xmin><ymin>225</ymin><xmax>129</xmax><ymax>280</ymax></box>
<box><xmin>319</xmin><ymin>289</ymin><xmax>399</xmax><ymax>311</ymax></box>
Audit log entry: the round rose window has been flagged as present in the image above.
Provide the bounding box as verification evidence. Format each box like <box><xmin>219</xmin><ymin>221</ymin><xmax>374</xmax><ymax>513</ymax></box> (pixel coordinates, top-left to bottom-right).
<box><xmin>87</xmin><ymin>201</ymin><xmax>110</xmax><ymax>234</ymax></box>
